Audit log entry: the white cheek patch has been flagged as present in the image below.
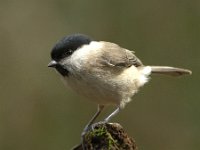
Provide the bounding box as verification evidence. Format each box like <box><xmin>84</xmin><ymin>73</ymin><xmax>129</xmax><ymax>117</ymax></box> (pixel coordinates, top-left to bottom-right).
<box><xmin>69</xmin><ymin>41</ymin><xmax>103</xmax><ymax>69</ymax></box>
<box><xmin>72</xmin><ymin>41</ymin><xmax>103</xmax><ymax>59</ymax></box>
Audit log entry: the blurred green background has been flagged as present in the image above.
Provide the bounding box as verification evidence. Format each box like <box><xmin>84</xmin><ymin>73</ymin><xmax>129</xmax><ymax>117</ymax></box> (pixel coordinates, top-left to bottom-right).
<box><xmin>0</xmin><ymin>0</ymin><xmax>199</xmax><ymax>150</ymax></box>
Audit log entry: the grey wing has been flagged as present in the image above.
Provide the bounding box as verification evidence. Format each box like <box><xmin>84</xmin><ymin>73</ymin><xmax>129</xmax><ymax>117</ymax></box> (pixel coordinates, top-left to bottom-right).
<box><xmin>99</xmin><ymin>42</ymin><xmax>143</xmax><ymax>68</ymax></box>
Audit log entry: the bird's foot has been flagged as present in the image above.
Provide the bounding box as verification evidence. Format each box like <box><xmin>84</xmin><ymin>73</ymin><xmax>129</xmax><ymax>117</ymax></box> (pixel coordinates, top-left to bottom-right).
<box><xmin>81</xmin><ymin>121</ymin><xmax>108</xmax><ymax>137</ymax></box>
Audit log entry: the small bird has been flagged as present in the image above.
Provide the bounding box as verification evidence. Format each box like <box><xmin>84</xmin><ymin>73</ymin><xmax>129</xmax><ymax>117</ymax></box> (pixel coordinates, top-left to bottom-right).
<box><xmin>48</xmin><ymin>34</ymin><xmax>192</xmax><ymax>132</ymax></box>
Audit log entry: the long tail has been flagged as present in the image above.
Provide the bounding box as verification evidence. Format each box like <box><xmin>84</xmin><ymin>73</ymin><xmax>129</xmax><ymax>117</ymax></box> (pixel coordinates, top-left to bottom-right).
<box><xmin>150</xmin><ymin>66</ymin><xmax>192</xmax><ymax>77</ymax></box>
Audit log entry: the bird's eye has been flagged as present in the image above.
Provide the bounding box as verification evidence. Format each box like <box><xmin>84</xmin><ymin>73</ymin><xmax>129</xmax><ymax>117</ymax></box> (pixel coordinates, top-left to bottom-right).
<box><xmin>63</xmin><ymin>49</ymin><xmax>73</xmax><ymax>57</ymax></box>
<box><xmin>68</xmin><ymin>49</ymin><xmax>73</xmax><ymax>54</ymax></box>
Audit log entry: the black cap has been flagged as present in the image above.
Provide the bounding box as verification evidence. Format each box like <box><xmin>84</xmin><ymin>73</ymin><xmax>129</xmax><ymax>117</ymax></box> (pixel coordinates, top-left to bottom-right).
<box><xmin>51</xmin><ymin>34</ymin><xmax>92</xmax><ymax>61</ymax></box>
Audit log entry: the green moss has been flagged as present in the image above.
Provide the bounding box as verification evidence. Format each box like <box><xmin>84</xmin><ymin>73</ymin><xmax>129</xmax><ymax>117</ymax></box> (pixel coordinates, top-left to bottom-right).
<box><xmin>107</xmin><ymin>132</ymin><xmax>117</xmax><ymax>149</ymax></box>
<box><xmin>84</xmin><ymin>124</ymin><xmax>118</xmax><ymax>149</ymax></box>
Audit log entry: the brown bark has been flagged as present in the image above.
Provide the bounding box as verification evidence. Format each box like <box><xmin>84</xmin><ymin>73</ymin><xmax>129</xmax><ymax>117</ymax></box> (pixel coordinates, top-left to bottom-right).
<box><xmin>72</xmin><ymin>122</ymin><xmax>137</xmax><ymax>150</ymax></box>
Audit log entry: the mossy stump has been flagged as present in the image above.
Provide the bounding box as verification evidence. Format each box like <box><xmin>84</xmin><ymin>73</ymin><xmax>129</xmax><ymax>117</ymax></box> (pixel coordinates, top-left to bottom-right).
<box><xmin>72</xmin><ymin>122</ymin><xmax>137</xmax><ymax>150</ymax></box>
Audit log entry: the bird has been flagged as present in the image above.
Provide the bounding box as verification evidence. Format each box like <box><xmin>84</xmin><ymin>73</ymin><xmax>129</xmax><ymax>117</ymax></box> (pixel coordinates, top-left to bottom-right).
<box><xmin>48</xmin><ymin>33</ymin><xmax>192</xmax><ymax>132</ymax></box>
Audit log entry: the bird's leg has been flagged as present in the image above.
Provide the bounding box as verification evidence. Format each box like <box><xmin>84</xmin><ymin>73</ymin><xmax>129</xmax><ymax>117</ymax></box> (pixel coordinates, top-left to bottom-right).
<box><xmin>104</xmin><ymin>106</ymin><xmax>120</xmax><ymax>123</ymax></box>
<box><xmin>82</xmin><ymin>105</ymin><xmax>104</xmax><ymax>135</ymax></box>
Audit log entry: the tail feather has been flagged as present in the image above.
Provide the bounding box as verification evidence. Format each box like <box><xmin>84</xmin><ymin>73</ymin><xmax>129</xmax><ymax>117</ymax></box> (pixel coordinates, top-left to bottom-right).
<box><xmin>150</xmin><ymin>66</ymin><xmax>192</xmax><ymax>77</ymax></box>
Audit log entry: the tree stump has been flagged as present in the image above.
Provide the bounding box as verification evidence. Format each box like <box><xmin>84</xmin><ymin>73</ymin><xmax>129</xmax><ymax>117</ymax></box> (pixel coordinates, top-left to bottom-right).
<box><xmin>72</xmin><ymin>122</ymin><xmax>137</xmax><ymax>150</ymax></box>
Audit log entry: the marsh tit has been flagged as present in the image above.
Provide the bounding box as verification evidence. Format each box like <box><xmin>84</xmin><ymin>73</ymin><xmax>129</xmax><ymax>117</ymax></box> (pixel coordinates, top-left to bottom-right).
<box><xmin>48</xmin><ymin>34</ymin><xmax>192</xmax><ymax>131</ymax></box>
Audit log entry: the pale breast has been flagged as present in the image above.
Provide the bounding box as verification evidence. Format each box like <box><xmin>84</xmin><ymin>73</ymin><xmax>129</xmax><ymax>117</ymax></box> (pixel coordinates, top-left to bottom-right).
<box><xmin>60</xmin><ymin>41</ymin><xmax>150</xmax><ymax>107</ymax></box>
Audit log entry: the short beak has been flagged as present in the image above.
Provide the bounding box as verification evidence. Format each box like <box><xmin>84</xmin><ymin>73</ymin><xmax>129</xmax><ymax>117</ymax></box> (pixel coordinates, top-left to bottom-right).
<box><xmin>48</xmin><ymin>60</ymin><xmax>58</xmax><ymax>68</ymax></box>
